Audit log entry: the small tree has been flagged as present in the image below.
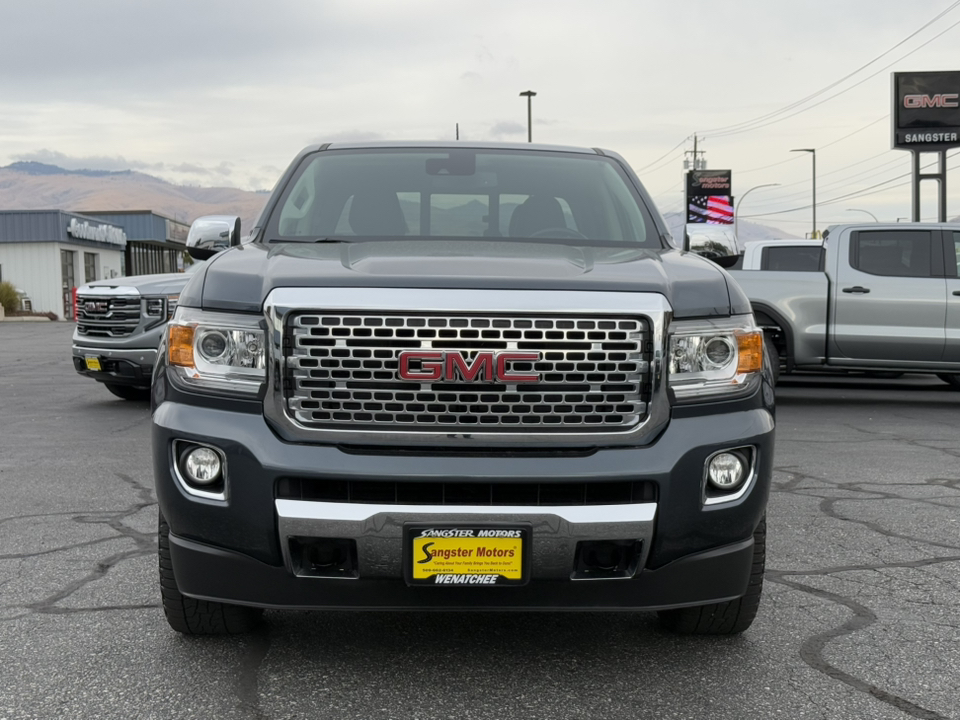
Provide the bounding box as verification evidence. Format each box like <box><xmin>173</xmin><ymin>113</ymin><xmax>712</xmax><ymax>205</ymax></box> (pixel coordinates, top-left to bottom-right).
<box><xmin>0</xmin><ymin>281</ymin><xmax>19</xmax><ymax>313</ymax></box>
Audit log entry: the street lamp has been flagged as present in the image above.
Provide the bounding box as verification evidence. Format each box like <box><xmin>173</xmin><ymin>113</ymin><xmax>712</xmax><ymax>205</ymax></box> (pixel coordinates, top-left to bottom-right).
<box><xmin>519</xmin><ymin>90</ymin><xmax>537</xmax><ymax>143</ymax></box>
<box><xmin>846</xmin><ymin>208</ymin><xmax>879</xmax><ymax>222</ymax></box>
<box><xmin>790</xmin><ymin>148</ymin><xmax>816</xmax><ymax>238</ymax></box>
<box><xmin>734</xmin><ymin>183</ymin><xmax>780</xmax><ymax>243</ymax></box>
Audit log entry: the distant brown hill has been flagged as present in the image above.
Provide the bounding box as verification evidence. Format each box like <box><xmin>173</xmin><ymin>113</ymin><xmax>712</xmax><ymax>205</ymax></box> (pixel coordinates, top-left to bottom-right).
<box><xmin>0</xmin><ymin>162</ymin><xmax>269</xmax><ymax>231</ymax></box>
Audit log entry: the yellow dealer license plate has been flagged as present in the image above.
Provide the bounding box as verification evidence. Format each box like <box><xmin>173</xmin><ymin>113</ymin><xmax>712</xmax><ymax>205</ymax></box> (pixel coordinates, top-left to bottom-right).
<box><xmin>406</xmin><ymin>525</ymin><xmax>529</xmax><ymax>586</ymax></box>
<box><xmin>84</xmin><ymin>356</ymin><xmax>103</xmax><ymax>372</ymax></box>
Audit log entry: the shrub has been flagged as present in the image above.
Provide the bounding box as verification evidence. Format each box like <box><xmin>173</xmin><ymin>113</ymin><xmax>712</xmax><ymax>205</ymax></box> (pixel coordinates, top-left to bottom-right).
<box><xmin>0</xmin><ymin>281</ymin><xmax>19</xmax><ymax>313</ymax></box>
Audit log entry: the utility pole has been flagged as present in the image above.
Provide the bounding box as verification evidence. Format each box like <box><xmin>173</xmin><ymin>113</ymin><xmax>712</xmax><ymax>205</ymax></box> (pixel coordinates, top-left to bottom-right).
<box><xmin>684</xmin><ymin>134</ymin><xmax>706</xmax><ymax>171</ymax></box>
<box><xmin>456</xmin><ymin>123</ymin><xmax>459</xmax><ymax>141</ymax></box>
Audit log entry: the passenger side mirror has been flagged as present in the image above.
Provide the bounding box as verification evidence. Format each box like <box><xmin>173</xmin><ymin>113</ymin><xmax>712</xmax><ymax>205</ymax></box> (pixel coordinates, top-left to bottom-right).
<box><xmin>187</xmin><ymin>216</ymin><xmax>241</xmax><ymax>260</ymax></box>
<box><xmin>686</xmin><ymin>232</ymin><xmax>741</xmax><ymax>268</ymax></box>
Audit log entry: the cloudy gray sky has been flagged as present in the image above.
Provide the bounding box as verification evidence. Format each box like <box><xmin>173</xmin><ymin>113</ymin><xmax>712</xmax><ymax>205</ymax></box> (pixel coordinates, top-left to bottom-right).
<box><xmin>2</xmin><ymin>0</ymin><xmax>959</xmax><ymax>234</ymax></box>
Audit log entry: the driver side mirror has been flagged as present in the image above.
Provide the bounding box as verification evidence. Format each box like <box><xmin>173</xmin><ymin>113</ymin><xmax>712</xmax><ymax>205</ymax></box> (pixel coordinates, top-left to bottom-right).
<box><xmin>186</xmin><ymin>216</ymin><xmax>241</xmax><ymax>260</ymax></box>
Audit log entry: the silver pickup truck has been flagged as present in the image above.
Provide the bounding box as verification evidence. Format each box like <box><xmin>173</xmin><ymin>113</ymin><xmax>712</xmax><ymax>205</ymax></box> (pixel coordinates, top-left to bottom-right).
<box><xmin>728</xmin><ymin>223</ymin><xmax>960</xmax><ymax>388</ymax></box>
<box><xmin>72</xmin><ymin>263</ymin><xmax>203</xmax><ymax>400</ymax></box>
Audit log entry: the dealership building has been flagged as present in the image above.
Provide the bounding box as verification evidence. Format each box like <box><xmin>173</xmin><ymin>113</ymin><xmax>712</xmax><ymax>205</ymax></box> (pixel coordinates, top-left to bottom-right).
<box><xmin>81</xmin><ymin>210</ymin><xmax>189</xmax><ymax>276</ymax></box>
<box><xmin>0</xmin><ymin>209</ymin><xmax>189</xmax><ymax>319</ymax></box>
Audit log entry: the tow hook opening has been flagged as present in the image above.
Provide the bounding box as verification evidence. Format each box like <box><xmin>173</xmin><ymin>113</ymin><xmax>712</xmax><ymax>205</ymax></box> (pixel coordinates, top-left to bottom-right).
<box><xmin>571</xmin><ymin>540</ymin><xmax>643</xmax><ymax>580</ymax></box>
<box><xmin>289</xmin><ymin>537</ymin><xmax>359</xmax><ymax>579</ymax></box>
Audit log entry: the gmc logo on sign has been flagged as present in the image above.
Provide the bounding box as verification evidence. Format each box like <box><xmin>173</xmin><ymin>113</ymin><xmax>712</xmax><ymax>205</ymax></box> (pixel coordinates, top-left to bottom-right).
<box><xmin>904</xmin><ymin>93</ymin><xmax>960</xmax><ymax>109</ymax></box>
<box><xmin>398</xmin><ymin>351</ymin><xmax>541</xmax><ymax>383</ymax></box>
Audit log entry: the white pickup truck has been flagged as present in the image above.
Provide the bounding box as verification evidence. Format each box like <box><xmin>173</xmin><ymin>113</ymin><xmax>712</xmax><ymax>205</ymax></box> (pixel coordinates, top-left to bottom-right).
<box><xmin>728</xmin><ymin>223</ymin><xmax>960</xmax><ymax>388</ymax></box>
<box><xmin>730</xmin><ymin>239</ymin><xmax>823</xmax><ymax>272</ymax></box>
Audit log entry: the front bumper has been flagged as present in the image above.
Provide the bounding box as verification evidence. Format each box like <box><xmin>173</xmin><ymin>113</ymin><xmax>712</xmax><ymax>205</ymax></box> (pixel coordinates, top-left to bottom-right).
<box><xmin>71</xmin><ymin>343</ymin><xmax>157</xmax><ymax>387</ymax></box>
<box><xmin>169</xmin><ymin>530</ymin><xmax>755</xmax><ymax>610</ymax></box>
<box><xmin>153</xmin><ymin>395</ymin><xmax>774</xmax><ymax>610</ymax></box>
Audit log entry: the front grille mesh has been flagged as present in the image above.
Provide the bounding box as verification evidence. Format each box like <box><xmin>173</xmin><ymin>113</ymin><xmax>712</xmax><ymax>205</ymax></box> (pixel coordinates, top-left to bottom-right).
<box><xmin>285</xmin><ymin>313</ymin><xmax>651</xmax><ymax>433</ymax></box>
<box><xmin>76</xmin><ymin>295</ymin><xmax>141</xmax><ymax>338</ymax></box>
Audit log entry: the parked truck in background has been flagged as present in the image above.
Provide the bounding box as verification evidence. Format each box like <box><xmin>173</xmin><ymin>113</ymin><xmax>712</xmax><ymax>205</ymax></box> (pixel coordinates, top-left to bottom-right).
<box><xmin>151</xmin><ymin>141</ymin><xmax>776</xmax><ymax>636</ymax></box>
<box><xmin>730</xmin><ymin>239</ymin><xmax>824</xmax><ymax>272</ymax></box>
<box><xmin>72</xmin><ymin>264</ymin><xmax>202</xmax><ymax>400</ymax></box>
<box><xmin>729</xmin><ymin>223</ymin><xmax>960</xmax><ymax>387</ymax></box>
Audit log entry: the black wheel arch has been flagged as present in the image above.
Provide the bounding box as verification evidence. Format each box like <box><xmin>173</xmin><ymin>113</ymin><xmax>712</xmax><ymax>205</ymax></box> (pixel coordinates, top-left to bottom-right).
<box><xmin>750</xmin><ymin>301</ymin><xmax>794</xmax><ymax>373</ymax></box>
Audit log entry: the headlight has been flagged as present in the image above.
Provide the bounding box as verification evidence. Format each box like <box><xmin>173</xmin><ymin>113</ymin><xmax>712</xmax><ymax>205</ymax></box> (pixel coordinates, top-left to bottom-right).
<box><xmin>668</xmin><ymin>316</ymin><xmax>763</xmax><ymax>401</ymax></box>
<box><xmin>144</xmin><ymin>294</ymin><xmax>181</xmax><ymax>321</ymax></box>
<box><xmin>167</xmin><ymin>307</ymin><xmax>265</xmax><ymax>396</ymax></box>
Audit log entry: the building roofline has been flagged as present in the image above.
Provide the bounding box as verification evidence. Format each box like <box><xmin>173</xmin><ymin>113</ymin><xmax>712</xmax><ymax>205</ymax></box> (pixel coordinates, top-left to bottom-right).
<box><xmin>78</xmin><ymin>209</ymin><xmax>188</xmax><ymax>225</ymax></box>
<box><xmin>0</xmin><ymin>209</ymin><xmax>124</xmax><ymax>227</ymax></box>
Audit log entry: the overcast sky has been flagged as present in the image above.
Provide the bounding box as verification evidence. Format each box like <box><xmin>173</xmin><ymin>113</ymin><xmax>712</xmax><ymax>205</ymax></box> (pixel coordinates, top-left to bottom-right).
<box><xmin>2</xmin><ymin>0</ymin><xmax>959</xmax><ymax>235</ymax></box>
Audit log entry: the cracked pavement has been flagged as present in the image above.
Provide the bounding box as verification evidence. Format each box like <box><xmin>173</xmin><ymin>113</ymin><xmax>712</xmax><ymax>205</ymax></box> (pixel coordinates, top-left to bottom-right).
<box><xmin>1</xmin><ymin>323</ymin><xmax>959</xmax><ymax>719</ymax></box>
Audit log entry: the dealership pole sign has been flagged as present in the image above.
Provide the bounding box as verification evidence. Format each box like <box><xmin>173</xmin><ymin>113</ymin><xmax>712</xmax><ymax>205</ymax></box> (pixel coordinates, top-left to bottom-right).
<box><xmin>892</xmin><ymin>71</ymin><xmax>960</xmax><ymax>221</ymax></box>
<box><xmin>686</xmin><ymin>170</ymin><xmax>734</xmax><ymax>224</ymax></box>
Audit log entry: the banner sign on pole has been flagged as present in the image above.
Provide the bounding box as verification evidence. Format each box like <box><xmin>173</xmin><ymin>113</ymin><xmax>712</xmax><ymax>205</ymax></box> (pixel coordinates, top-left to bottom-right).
<box><xmin>686</xmin><ymin>170</ymin><xmax>733</xmax><ymax>224</ymax></box>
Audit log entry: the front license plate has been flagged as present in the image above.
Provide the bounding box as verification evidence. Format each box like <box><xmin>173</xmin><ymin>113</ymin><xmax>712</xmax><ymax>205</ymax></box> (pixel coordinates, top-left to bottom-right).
<box><xmin>84</xmin><ymin>356</ymin><xmax>103</xmax><ymax>372</ymax></box>
<box><xmin>405</xmin><ymin>525</ymin><xmax>529</xmax><ymax>586</ymax></box>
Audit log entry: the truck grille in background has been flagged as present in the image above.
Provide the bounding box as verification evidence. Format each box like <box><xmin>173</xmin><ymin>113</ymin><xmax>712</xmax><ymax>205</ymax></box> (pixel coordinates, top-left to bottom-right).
<box><xmin>284</xmin><ymin>313</ymin><xmax>652</xmax><ymax>433</ymax></box>
<box><xmin>277</xmin><ymin>477</ymin><xmax>658</xmax><ymax>506</ymax></box>
<box><xmin>75</xmin><ymin>295</ymin><xmax>141</xmax><ymax>338</ymax></box>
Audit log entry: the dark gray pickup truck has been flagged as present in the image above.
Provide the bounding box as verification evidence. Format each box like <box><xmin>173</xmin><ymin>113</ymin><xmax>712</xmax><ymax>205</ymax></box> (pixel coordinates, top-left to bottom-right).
<box><xmin>151</xmin><ymin>141</ymin><xmax>775</xmax><ymax>636</ymax></box>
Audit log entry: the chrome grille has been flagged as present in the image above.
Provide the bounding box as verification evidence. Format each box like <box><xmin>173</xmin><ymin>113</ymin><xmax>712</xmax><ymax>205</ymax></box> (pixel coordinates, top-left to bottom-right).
<box><xmin>285</xmin><ymin>313</ymin><xmax>651</xmax><ymax>432</ymax></box>
<box><xmin>76</xmin><ymin>295</ymin><xmax>141</xmax><ymax>338</ymax></box>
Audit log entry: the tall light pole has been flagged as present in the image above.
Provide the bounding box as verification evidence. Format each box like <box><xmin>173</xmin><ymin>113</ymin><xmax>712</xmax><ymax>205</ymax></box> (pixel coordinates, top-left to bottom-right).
<box><xmin>734</xmin><ymin>183</ymin><xmax>780</xmax><ymax>243</ymax></box>
<box><xmin>519</xmin><ymin>90</ymin><xmax>536</xmax><ymax>143</ymax></box>
<box><xmin>846</xmin><ymin>208</ymin><xmax>878</xmax><ymax>222</ymax></box>
<box><xmin>791</xmin><ymin>148</ymin><xmax>816</xmax><ymax>238</ymax></box>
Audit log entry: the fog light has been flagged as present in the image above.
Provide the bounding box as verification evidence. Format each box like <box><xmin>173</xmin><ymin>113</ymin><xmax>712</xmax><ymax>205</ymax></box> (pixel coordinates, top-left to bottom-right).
<box><xmin>184</xmin><ymin>447</ymin><xmax>222</xmax><ymax>485</ymax></box>
<box><xmin>707</xmin><ymin>452</ymin><xmax>745</xmax><ymax>490</ymax></box>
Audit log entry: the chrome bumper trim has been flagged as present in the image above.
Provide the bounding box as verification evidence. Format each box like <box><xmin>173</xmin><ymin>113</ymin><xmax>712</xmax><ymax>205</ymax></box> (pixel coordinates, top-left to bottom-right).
<box><xmin>275</xmin><ymin>499</ymin><xmax>657</xmax><ymax>580</ymax></box>
<box><xmin>276</xmin><ymin>499</ymin><xmax>656</xmax><ymax>524</ymax></box>
<box><xmin>71</xmin><ymin>344</ymin><xmax>158</xmax><ymax>366</ymax></box>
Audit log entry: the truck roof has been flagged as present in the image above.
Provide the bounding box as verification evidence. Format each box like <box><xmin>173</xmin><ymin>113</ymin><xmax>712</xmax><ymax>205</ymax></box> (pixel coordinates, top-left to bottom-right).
<box><xmin>304</xmin><ymin>140</ymin><xmax>603</xmax><ymax>155</ymax></box>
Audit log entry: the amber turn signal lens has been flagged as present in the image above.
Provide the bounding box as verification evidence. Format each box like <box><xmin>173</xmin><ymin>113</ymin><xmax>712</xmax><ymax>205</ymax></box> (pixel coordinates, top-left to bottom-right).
<box><xmin>169</xmin><ymin>325</ymin><xmax>196</xmax><ymax>367</ymax></box>
<box><xmin>736</xmin><ymin>330</ymin><xmax>764</xmax><ymax>374</ymax></box>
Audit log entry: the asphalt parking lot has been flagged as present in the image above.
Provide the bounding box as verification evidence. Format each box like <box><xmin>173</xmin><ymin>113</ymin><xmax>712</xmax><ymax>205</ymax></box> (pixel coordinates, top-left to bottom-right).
<box><xmin>2</xmin><ymin>322</ymin><xmax>959</xmax><ymax>720</ymax></box>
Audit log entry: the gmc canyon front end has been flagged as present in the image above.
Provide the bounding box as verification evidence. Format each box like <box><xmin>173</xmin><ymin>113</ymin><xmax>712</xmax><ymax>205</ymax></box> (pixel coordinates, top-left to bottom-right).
<box><xmin>151</xmin><ymin>142</ymin><xmax>775</xmax><ymax>635</ymax></box>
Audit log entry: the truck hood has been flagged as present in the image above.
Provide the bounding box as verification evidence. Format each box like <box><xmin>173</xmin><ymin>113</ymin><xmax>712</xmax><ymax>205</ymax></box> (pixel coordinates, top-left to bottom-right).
<box><xmin>81</xmin><ymin>271</ymin><xmax>192</xmax><ymax>296</ymax></box>
<box><xmin>186</xmin><ymin>240</ymin><xmax>738</xmax><ymax>318</ymax></box>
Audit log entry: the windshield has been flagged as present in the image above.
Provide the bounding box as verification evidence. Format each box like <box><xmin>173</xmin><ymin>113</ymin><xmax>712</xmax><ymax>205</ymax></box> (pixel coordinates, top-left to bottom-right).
<box><xmin>267</xmin><ymin>148</ymin><xmax>660</xmax><ymax>247</ymax></box>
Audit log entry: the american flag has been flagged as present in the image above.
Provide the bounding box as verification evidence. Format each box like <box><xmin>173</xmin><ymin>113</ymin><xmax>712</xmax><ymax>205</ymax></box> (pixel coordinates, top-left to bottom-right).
<box><xmin>688</xmin><ymin>195</ymin><xmax>734</xmax><ymax>225</ymax></box>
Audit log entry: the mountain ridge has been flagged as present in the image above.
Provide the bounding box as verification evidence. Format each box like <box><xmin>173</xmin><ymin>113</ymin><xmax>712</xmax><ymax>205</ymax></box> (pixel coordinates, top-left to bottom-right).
<box><xmin>0</xmin><ymin>162</ymin><xmax>269</xmax><ymax>230</ymax></box>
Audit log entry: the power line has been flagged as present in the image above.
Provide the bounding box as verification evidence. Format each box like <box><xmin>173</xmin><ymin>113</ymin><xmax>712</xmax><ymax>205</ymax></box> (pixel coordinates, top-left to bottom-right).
<box><xmin>634</xmin><ymin>136</ymin><xmax>690</xmax><ymax>173</ymax></box>
<box><xmin>698</xmin><ymin>1</ymin><xmax>960</xmax><ymax>137</ymax></box>
<box><xmin>738</xmin><ymin>116</ymin><xmax>888</xmax><ymax>175</ymax></box>
<box><xmin>751</xmin><ymin>153</ymin><xmax>906</xmax><ymax>204</ymax></box>
<box><xmin>741</xmin><ymin>152</ymin><xmax>959</xmax><ymax>218</ymax></box>
<box><xmin>707</xmin><ymin>15</ymin><xmax>960</xmax><ymax>139</ymax></box>
<box><xmin>641</xmin><ymin>150</ymin><xmax>687</xmax><ymax>175</ymax></box>
<box><xmin>819</xmin><ymin>115</ymin><xmax>889</xmax><ymax>149</ymax></box>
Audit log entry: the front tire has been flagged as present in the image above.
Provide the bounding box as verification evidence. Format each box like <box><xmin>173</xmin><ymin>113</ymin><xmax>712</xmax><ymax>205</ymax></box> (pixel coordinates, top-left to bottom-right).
<box><xmin>104</xmin><ymin>383</ymin><xmax>150</xmax><ymax>401</ymax></box>
<box><xmin>936</xmin><ymin>373</ymin><xmax>960</xmax><ymax>389</ymax></box>
<box><xmin>763</xmin><ymin>336</ymin><xmax>780</xmax><ymax>385</ymax></box>
<box><xmin>657</xmin><ymin>518</ymin><xmax>766</xmax><ymax>635</ymax></box>
<box><xmin>158</xmin><ymin>512</ymin><xmax>263</xmax><ymax>635</ymax></box>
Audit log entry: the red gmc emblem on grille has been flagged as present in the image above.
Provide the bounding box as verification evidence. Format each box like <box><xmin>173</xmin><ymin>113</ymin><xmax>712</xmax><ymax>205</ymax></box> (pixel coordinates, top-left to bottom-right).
<box><xmin>398</xmin><ymin>351</ymin><xmax>541</xmax><ymax>383</ymax></box>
